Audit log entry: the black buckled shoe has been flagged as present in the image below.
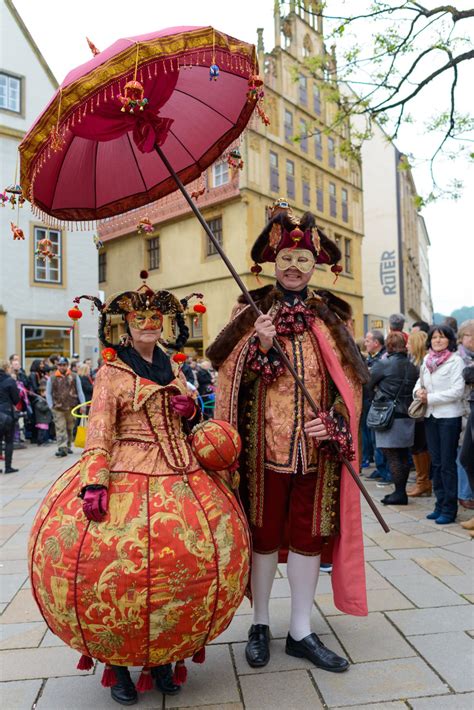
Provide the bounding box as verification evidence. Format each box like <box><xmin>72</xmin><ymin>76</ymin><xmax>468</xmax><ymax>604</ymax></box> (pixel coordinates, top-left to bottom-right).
<box><xmin>151</xmin><ymin>663</ymin><xmax>181</xmax><ymax>695</ymax></box>
<box><xmin>245</xmin><ymin>624</ymin><xmax>270</xmax><ymax>668</ymax></box>
<box><xmin>110</xmin><ymin>665</ymin><xmax>138</xmax><ymax>706</ymax></box>
<box><xmin>285</xmin><ymin>633</ymin><xmax>349</xmax><ymax>673</ymax></box>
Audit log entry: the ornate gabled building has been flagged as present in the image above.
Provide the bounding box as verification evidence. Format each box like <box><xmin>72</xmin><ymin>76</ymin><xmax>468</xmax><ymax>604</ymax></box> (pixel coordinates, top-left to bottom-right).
<box><xmin>98</xmin><ymin>1</ymin><xmax>364</xmax><ymax>352</ymax></box>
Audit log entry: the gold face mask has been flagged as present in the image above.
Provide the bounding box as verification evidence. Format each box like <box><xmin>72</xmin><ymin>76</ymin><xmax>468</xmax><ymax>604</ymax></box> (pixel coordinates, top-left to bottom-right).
<box><xmin>275</xmin><ymin>248</ymin><xmax>316</xmax><ymax>274</ymax></box>
<box><xmin>126</xmin><ymin>310</ymin><xmax>163</xmax><ymax>331</ymax></box>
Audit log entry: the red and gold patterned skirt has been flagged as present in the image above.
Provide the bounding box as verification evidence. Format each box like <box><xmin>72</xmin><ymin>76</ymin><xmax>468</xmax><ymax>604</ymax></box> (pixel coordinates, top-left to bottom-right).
<box><xmin>29</xmin><ymin>464</ymin><xmax>250</xmax><ymax>667</ymax></box>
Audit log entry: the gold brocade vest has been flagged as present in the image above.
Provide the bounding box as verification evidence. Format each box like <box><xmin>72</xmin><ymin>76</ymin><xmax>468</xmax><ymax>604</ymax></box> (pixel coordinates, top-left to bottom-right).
<box><xmin>264</xmin><ymin>329</ymin><xmax>329</xmax><ymax>474</ymax></box>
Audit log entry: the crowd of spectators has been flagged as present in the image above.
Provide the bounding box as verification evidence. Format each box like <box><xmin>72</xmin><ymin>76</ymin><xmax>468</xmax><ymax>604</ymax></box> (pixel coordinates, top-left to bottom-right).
<box><xmin>0</xmin><ymin>352</ymin><xmax>218</xmax><ymax>473</ymax></box>
<box><xmin>360</xmin><ymin>314</ymin><xmax>474</xmax><ymax>530</ymax></box>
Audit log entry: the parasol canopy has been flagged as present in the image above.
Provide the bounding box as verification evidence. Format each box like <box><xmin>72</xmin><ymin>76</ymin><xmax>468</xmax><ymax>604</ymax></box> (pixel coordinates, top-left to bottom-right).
<box><xmin>19</xmin><ymin>26</ymin><xmax>260</xmax><ymax>223</ymax></box>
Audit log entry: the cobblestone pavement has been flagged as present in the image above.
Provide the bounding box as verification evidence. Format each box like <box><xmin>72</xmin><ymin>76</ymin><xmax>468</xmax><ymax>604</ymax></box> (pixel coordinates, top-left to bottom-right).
<box><xmin>1</xmin><ymin>444</ymin><xmax>473</xmax><ymax>709</ymax></box>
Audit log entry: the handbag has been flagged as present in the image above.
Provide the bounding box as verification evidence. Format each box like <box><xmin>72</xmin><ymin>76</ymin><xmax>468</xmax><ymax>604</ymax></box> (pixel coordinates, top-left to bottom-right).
<box><xmin>367</xmin><ymin>362</ymin><xmax>409</xmax><ymax>431</ymax></box>
<box><xmin>408</xmin><ymin>367</ymin><xmax>427</xmax><ymax>419</ymax></box>
<box><xmin>74</xmin><ymin>417</ymin><xmax>88</xmax><ymax>448</ymax></box>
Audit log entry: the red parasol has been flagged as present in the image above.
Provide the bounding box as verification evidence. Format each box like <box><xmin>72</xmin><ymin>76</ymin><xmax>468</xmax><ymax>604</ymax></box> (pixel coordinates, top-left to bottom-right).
<box><xmin>19</xmin><ymin>25</ymin><xmax>387</xmax><ymax>532</ymax></box>
<box><xmin>19</xmin><ymin>26</ymin><xmax>260</xmax><ymax>223</ymax></box>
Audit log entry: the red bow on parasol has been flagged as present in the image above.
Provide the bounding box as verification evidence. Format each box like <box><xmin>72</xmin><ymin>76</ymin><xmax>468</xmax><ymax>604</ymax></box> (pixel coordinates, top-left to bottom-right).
<box><xmin>19</xmin><ymin>25</ymin><xmax>388</xmax><ymax>532</ymax></box>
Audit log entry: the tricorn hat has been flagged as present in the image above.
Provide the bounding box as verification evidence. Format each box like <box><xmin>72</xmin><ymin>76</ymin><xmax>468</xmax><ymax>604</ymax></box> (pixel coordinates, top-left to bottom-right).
<box><xmin>250</xmin><ymin>204</ymin><xmax>343</xmax><ymax>278</ymax></box>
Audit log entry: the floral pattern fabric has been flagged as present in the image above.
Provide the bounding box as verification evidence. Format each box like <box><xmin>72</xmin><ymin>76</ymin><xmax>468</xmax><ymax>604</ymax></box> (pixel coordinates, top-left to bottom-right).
<box><xmin>29</xmin><ymin>359</ymin><xmax>250</xmax><ymax>666</ymax></box>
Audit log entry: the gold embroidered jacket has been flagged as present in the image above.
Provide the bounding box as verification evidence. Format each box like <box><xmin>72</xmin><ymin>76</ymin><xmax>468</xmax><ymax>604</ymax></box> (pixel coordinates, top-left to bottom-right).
<box><xmin>80</xmin><ymin>358</ymin><xmax>199</xmax><ymax>489</ymax></box>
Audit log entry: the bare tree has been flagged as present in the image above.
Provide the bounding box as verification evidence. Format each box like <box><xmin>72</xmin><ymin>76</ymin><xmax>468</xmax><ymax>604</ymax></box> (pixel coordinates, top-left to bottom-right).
<box><xmin>292</xmin><ymin>1</ymin><xmax>474</xmax><ymax>201</ymax></box>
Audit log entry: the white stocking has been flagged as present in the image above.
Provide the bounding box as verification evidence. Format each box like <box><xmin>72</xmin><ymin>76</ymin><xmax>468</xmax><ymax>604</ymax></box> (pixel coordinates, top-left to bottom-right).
<box><xmin>287</xmin><ymin>550</ymin><xmax>320</xmax><ymax>641</ymax></box>
<box><xmin>251</xmin><ymin>551</ymin><xmax>278</xmax><ymax>626</ymax></box>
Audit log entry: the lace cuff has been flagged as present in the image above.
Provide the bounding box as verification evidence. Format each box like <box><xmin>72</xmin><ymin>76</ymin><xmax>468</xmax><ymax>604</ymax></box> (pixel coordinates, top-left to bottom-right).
<box><xmin>319</xmin><ymin>408</ymin><xmax>355</xmax><ymax>461</ymax></box>
<box><xmin>246</xmin><ymin>337</ymin><xmax>285</xmax><ymax>385</ymax></box>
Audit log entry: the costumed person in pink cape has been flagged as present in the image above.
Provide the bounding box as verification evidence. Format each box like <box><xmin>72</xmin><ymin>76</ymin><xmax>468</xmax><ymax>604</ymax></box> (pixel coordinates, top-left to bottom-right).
<box><xmin>206</xmin><ymin>201</ymin><xmax>369</xmax><ymax>673</ymax></box>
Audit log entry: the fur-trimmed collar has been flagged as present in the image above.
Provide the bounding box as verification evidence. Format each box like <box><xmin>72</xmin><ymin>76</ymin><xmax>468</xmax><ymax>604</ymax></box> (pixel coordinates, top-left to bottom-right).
<box><xmin>206</xmin><ymin>286</ymin><xmax>368</xmax><ymax>384</ymax></box>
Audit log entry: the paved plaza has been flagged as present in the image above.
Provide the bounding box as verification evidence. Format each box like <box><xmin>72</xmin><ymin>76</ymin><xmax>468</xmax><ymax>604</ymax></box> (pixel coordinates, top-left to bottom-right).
<box><xmin>1</xmin><ymin>444</ymin><xmax>473</xmax><ymax>709</ymax></box>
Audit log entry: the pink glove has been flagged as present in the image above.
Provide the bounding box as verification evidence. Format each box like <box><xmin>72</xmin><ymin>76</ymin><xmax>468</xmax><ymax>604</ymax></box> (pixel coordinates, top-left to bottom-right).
<box><xmin>82</xmin><ymin>486</ymin><xmax>108</xmax><ymax>522</ymax></box>
<box><xmin>170</xmin><ymin>394</ymin><xmax>196</xmax><ymax>419</ymax></box>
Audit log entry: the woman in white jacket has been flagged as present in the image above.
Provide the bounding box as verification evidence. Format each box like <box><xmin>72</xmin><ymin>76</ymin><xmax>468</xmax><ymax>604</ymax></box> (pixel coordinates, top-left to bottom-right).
<box><xmin>413</xmin><ymin>325</ymin><xmax>465</xmax><ymax>524</ymax></box>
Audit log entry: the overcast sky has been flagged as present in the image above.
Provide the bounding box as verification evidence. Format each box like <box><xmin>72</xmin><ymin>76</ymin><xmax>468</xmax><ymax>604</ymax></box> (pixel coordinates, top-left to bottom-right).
<box><xmin>12</xmin><ymin>0</ymin><xmax>474</xmax><ymax>316</ymax></box>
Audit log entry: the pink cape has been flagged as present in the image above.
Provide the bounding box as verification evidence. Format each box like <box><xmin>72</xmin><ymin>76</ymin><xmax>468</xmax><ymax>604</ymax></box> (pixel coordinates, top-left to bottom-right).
<box><xmin>311</xmin><ymin>322</ymin><xmax>367</xmax><ymax>616</ymax></box>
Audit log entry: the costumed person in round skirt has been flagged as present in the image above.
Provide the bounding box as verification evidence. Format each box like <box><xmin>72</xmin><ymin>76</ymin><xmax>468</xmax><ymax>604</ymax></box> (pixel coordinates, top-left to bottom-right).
<box><xmin>29</xmin><ymin>273</ymin><xmax>250</xmax><ymax>706</ymax></box>
<box><xmin>206</xmin><ymin>201</ymin><xmax>369</xmax><ymax>673</ymax></box>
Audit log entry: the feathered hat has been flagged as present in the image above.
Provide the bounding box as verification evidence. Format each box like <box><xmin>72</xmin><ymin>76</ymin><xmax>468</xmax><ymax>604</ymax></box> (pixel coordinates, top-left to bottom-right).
<box><xmin>250</xmin><ymin>201</ymin><xmax>343</xmax><ymax>279</ymax></box>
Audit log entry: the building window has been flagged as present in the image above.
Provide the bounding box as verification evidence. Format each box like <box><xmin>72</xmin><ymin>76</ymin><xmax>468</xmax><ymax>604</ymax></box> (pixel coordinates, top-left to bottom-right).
<box><xmin>313</xmin><ymin>84</ymin><xmax>321</xmax><ymax>115</ymax></box>
<box><xmin>298</xmin><ymin>75</ymin><xmax>308</xmax><ymax>105</ymax></box>
<box><xmin>21</xmin><ymin>325</ymin><xmax>73</xmax><ymax>371</ymax></box>
<box><xmin>329</xmin><ymin>182</ymin><xmax>337</xmax><ymax>217</ymax></box>
<box><xmin>98</xmin><ymin>252</ymin><xmax>107</xmax><ymax>282</ymax></box>
<box><xmin>191</xmin><ymin>314</ymin><xmax>203</xmax><ymax>338</ymax></box>
<box><xmin>328</xmin><ymin>136</ymin><xmax>336</xmax><ymax>168</ymax></box>
<box><xmin>299</xmin><ymin>119</ymin><xmax>308</xmax><ymax>152</ymax></box>
<box><xmin>302</xmin><ymin>180</ymin><xmax>310</xmax><ymax>206</ymax></box>
<box><xmin>341</xmin><ymin>188</ymin><xmax>349</xmax><ymax>223</ymax></box>
<box><xmin>286</xmin><ymin>160</ymin><xmax>295</xmax><ymax>199</ymax></box>
<box><xmin>344</xmin><ymin>238</ymin><xmax>352</xmax><ymax>274</ymax></box>
<box><xmin>206</xmin><ymin>216</ymin><xmax>223</xmax><ymax>256</ymax></box>
<box><xmin>270</xmin><ymin>151</ymin><xmax>279</xmax><ymax>192</ymax></box>
<box><xmin>314</xmin><ymin>129</ymin><xmax>322</xmax><ymax>161</ymax></box>
<box><xmin>316</xmin><ymin>187</ymin><xmax>324</xmax><ymax>212</ymax></box>
<box><xmin>147</xmin><ymin>237</ymin><xmax>160</xmax><ymax>270</ymax></box>
<box><xmin>212</xmin><ymin>161</ymin><xmax>229</xmax><ymax>187</ymax></box>
<box><xmin>284</xmin><ymin>109</ymin><xmax>293</xmax><ymax>143</ymax></box>
<box><xmin>33</xmin><ymin>227</ymin><xmax>62</xmax><ymax>284</ymax></box>
<box><xmin>0</xmin><ymin>73</ymin><xmax>21</xmax><ymax>113</ymax></box>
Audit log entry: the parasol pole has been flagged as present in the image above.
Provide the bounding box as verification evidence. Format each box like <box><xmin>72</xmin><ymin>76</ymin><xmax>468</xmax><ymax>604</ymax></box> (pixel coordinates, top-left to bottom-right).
<box><xmin>155</xmin><ymin>144</ymin><xmax>389</xmax><ymax>533</ymax></box>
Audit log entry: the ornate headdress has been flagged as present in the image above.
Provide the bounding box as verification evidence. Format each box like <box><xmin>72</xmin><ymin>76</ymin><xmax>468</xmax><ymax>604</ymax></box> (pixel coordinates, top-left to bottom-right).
<box><xmin>71</xmin><ymin>271</ymin><xmax>196</xmax><ymax>356</ymax></box>
<box><xmin>251</xmin><ymin>201</ymin><xmax>343</xmax><ymax>279</ymax></box>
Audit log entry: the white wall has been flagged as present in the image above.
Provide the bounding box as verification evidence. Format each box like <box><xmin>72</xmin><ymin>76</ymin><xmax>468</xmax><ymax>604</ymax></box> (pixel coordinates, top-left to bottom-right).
<box><xmin>360</xmin><ymin>121</ymin><xmax>401</xmax><ymax>327</ymax></box>
<box><xmin>0</xmin><ymin>1</ymin><xmax>98</xmax><ymax>364</ymax></box>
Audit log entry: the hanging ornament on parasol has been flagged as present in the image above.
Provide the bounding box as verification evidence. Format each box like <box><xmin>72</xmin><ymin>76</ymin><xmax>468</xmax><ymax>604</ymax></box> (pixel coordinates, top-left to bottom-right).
<box><xmin>227</xmin><ymin>147</ymin><xmax>244</xmax><ymax>174</ymax></box>
<box><xmin>0</xmin><ymin>191</ymin><xmax>8</xmax><ymax>207</ymax></box>
<box><xmin>36</xmin><ymin>237</ymin><xmax>56</xmax><ymax>261</ymax></box>
<box><xmin>247</xmin><ymin>74</ymin><xmax>269</xmax><ymax>126</ymax></box>
<box><xmin>136</xmin><ymin>216</ymin><xmax>153</xmax><ymax>235</ymax></box>
<box><xmin>10</xmin><ymin>222</ymin><xmax>25</xmax><ymax>240</ymax></box>
<box><xmin>118</xmin><ymin>80</ymin><xmax>149</xmax><ymax>113</ymax></box>
<box><xmin>191</xmin><ymin>174</ymin><xmax>206</xmax><ymax>201</ymax></box>
<box><xmin>4</xmin><ymin>184</ymin><xmax>25</xmax><ymax>209</ymax></box>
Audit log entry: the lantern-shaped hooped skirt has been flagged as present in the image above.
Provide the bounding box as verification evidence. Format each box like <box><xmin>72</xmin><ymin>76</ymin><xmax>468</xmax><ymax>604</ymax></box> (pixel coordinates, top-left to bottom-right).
<box><xmin>28</xmin><ymin>461</ymin><xmax>250</xmax><ymax>667</ymax></box>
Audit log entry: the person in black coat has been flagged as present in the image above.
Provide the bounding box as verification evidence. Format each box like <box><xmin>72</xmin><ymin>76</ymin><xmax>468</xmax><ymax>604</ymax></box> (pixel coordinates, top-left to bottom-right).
<box><xmin>367</xmin><ymin>333</ymin><xmax>418</xmax><ymax>505</ymax></box>
<box><xmin>0</xmin><ymin>361</ymin><xmax>21</xmax><ymax>474</ymax></box>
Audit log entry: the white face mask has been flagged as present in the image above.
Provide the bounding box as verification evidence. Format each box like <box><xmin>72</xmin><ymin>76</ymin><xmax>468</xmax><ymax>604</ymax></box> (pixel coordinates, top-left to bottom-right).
<box><xmin>275</xmin><ymin>248</ymin><xmax>316</xmax><ymax>273</ymax></box>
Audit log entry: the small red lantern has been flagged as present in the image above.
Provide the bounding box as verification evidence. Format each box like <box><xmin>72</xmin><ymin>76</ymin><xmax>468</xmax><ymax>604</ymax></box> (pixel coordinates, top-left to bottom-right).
<box><xmin>172</xmin><ymin>352</ymin><xmax>187</xmax><ymax>364</ymax></box>
<box><xmin>101</xmin><ymin>347</ymin><xmax>117</xmax><ymax>362</ymax></box>
<box><xmin>193</xmin><ymin>303</ymin><xmax>207</xmax><ymax>315</ymax></box>
<box><xmin>68</xmin><ymin>306</ymin><xmax>83</xmax><ymax>322</ymax></box>
<box><xmin>190</xmin><ymin>420</ymin><xmax>241</xmax><ymax>471</ymax></box>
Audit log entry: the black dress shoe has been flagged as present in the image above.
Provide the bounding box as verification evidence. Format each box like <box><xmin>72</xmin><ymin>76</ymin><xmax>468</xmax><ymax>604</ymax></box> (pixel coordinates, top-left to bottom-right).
<box><xmin>55</xmin><ymin>450</ymin><xmax>67</xmax><ymax>457</ymax></box>
<box><xmin>151</xmin><ymin>663</ymin><xmax>181</xmax><ymax>695</ymax></box>
<box><xmin>286</xmin><ymin>633</ymin><xmax>349</xmax><ymax>673</ymax></box>
<box><xmin>245</xmin><ymin>624</ymin><xmax>270</xmax><ymax>668</ymax></box>
<box><xmin>4</xmin><ymin>467</ymin><xmax>19</xmax><ymax>474</ymax></box>
<box><xmin>110</xmin><ymin>665</ymin><xmax>138</xmax><ymax>706</ymax></box>
<box><xmin>381</xmin><ymin>492</ymin><xmax>408</xmax><ymax>505</ymax></box>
